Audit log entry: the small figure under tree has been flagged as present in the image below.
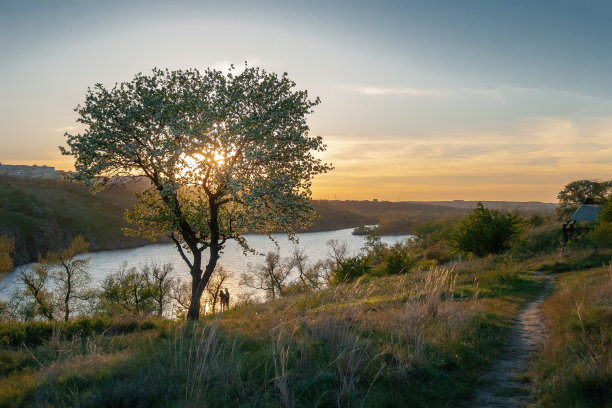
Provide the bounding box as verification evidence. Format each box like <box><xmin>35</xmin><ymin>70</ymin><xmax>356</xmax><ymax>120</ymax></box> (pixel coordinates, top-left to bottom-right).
<box><xmin>61</xmin><ymin>65</ymin><xmax>331</xmax><ymax>320</ymax></box>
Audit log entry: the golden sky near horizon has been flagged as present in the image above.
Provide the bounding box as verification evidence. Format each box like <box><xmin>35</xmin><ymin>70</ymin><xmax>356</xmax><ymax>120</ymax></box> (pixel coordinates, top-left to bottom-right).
<box><xmin>2</xmin><ymin>1</ymin><xmax>612</xmax><ymax>203</ymax></box>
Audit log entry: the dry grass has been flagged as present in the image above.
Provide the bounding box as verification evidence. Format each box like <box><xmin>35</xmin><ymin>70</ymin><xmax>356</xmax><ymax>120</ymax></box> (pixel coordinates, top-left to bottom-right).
<box><xmin>530</xmin><ymin>264</ymin><xmax>612</xmax><ymax>407</ymax></box>
<box><xmin>0</xmin><ymin>261</ymin><xmax>544</xmax><ymax>407</ymax></box>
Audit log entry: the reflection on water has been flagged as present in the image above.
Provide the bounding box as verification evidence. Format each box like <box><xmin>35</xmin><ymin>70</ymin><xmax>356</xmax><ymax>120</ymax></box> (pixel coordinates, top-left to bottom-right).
<box><xmin>2</xmin><ymin>228</ymin><xmax>412</xmax><ymax>299</ymax></box>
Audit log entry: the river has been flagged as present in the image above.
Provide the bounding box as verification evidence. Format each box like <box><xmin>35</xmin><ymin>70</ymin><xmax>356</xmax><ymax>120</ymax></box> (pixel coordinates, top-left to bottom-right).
<box><xmin>1</xmin><ymin>228</ymin><xmax>412</xmax><ymax>300</ymax></box>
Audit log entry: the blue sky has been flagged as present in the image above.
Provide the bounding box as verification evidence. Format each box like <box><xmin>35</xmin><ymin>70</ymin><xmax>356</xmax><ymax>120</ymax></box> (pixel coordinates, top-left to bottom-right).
<box><xmin>2</xmin><ymin>0</ymin><xmax>612</xmax><ymax>201</ymax></box>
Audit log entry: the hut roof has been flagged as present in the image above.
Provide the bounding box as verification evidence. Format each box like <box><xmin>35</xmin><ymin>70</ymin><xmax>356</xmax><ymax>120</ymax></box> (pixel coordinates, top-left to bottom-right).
<box><xmin>569</xmin><ymin>203</ymin><xmax>602</xmax><ymax>222</ymax></box>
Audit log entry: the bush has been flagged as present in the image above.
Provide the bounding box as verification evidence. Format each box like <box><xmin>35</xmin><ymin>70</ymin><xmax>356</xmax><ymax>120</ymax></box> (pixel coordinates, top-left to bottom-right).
<box><xmin>332</xmin><ymin>257</ymin><xmax>371</xmax><ymax>283</ymax></box>
<box><xmin>423</xmin><ymin>243</ymin><xmax>452</xmax><ymax>264</ymax></box>
<box><xmin>378</xmin><ymin>241</ymin><xmax>416</xmax><ymax>275</ymax></box>
<box><xmin>515</xmin><ymin>224</ymin><xmax>563</xmax><ymax>254</ymax></box>
<box><xmin>587</xmin><ymin>197</ymin><xmax>612</xmax><ymax>245</ymax></box>
<box><xmin>451</xmin><ymin>203</ymin><xmax>524</xmax><ymax>257</ymax></box>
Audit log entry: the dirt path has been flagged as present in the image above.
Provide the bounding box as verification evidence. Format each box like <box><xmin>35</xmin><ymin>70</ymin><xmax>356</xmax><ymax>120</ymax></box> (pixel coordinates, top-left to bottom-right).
<box><xmin>473</xmin><ymin>273</ymin><xmax>554</xmax><ymax>407</ymax></box>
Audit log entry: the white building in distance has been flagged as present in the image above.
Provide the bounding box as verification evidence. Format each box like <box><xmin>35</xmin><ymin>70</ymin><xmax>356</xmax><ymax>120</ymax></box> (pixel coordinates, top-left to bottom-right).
<box><xmin>0</xmin><ymin>163</ymin><xmax>59</xmax><ymax>179</ymax></box>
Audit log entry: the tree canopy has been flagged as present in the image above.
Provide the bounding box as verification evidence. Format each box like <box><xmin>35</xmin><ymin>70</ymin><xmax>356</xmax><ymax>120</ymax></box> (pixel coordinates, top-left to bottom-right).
<box><xmin>557</xmin><ymin>179</ymin><xmax>612</xmax><ymax>219</ymax></box>
<box><xmin>61</xmin><ymin>65</ymin><xmax>332</xmax><ymax>319</ymax></box>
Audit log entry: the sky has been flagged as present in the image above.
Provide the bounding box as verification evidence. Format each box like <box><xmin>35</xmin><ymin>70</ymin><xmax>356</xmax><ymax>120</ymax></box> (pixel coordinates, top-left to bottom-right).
<box><xmin>2</xmin><ymin>0</ymin><xmax>612</xmax><ymax>202</ymax></box>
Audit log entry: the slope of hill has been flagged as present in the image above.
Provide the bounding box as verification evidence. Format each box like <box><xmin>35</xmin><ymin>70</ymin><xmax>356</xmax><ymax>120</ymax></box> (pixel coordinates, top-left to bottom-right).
<box><xmin>0</xmin><ymin>177</ymin><xmax>155</xmax><ymax>265</ymax></box>
<box><xmin>0</xmin><ymin>179</ymin><xmax>369</xmax><ymax>266</ymax></box>
<box><xmin>0</xmin><ymin>178</ymin><xmax>558</xmax><ymax>266</ymax></box>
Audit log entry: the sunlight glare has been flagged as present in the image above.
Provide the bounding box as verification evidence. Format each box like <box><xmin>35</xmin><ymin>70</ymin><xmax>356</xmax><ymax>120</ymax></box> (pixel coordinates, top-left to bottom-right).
<box><xmin>179</xmin><ymin>147</ymin><xmax>235</xmax><ymax>179</ymax></box>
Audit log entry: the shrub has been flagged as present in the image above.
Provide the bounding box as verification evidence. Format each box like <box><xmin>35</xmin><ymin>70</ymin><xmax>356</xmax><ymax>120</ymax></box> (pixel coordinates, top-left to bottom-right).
<box><xmin>451</xmin><ymin>202</ymin><xmax>524</xmax><ymax>257</ymax></box>
<box><xmin>332</xmin><ymin>257</ymin><xmax>371</xmax><ymax>283</ymax></box>
<box><xmin>515</xmin><ymin>224</ymin><xmax>563</xmax><ymax>254</ymax></box>
<box><xmin>379</xmin><ymin>242</ymin><xmax>416</xmax><ymax>275</ymax></box>
<box><xmin>587</xmin><ymin>197</ymin><xmax>612</xmax><ymax>245</ymax></box>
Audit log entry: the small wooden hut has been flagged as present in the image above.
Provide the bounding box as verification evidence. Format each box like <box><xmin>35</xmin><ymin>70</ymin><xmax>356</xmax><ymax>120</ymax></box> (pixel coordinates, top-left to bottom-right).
<box><xmin>562</xmin><ymin>198</ymin><xmax>603</xmax><ymax>242</ymax></box>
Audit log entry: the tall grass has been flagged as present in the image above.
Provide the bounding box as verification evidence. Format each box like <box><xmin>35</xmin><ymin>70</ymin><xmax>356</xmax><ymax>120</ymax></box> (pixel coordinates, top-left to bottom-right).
<box><xmin>0</xmin><ymin>261</ymin><xmax>543</xmax><ymax>407</ymax></box>
<box><xmin>530</xmin><ymin>264</ymin><xmax>612</xmax><ymax>407</ymax></box>
<box><xmin>156</xmin><ymin>267</ymin><xmax>493</xmax><ymax>406</ymax></box>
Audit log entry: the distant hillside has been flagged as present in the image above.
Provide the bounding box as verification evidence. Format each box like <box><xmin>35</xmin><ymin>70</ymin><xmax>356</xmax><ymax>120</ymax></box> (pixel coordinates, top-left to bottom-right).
<box><xmin>0</xmin><ymin>177</ymin><xmax>558</xmax><ymax>266</ymax></box>
<box><xmin>312</xmin><ymin>200</ymin><xmax>469</xmax><ymax>235</ymax></box>
<box><xmin>0</xmin><ymin>179</ymin><xmax>369</xmax><ymax>266</ymax></box>
<box><xmin>0</xmin><ymin>176</ymin><xmax>157</xmax><ymax>265</ymax></box>
<box><xmin>308</xmin><ymin>200</ymin><xmax>557</xmax><ymax>235</ymax></box>
<box><xmin>415</xmin><ymin>200</ymin><xmax>557</xmax><ymax>212</ymax></box>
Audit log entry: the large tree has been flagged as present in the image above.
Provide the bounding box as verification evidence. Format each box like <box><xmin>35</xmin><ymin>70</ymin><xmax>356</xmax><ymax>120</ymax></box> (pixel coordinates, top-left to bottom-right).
<box><xmin>61</xmin><ymin>66</ymin><xmax>331</xmax><ymax>320</ymax></box>
<box><xmin>557</xmin><ymin>179</ymin><xmax>612</xmax><ymax>219</ymax></box>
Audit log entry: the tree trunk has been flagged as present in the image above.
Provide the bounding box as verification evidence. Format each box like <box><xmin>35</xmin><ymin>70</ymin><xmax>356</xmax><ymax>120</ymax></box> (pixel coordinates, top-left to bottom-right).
<box><xmin>185</xmin><ymin>197</ymin><xmax>221</xmax><ymax>321</ymax></box>
<box><xmin>186</xmin><ymin>253</ymin><xmax>219</xmax><ymax>320</ymax></box>
<box><xmin>186</xmin><ymin>277</ymin><xmax>206</xmax><ymax>320</ymax></box>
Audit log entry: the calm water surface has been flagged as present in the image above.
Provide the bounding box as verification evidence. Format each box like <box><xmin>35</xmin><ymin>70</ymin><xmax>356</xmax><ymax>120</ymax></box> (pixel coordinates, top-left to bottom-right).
<box><xmin>2</xmin><ymin>228</ymin><xmax>412</xmax><ymax>299</ymax></box>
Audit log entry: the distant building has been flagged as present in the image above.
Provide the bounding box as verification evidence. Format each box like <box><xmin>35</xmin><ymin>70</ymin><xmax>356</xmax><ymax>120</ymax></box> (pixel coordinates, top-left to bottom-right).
<box><xmin>0</xmin><ymin>163</ymin><xmax>59</xmax><ymax>179</ymax></box>
<box><xmin>562</xmin><ymin>198</ymin><xmax>603</xmax><ymax>242</ymax></box>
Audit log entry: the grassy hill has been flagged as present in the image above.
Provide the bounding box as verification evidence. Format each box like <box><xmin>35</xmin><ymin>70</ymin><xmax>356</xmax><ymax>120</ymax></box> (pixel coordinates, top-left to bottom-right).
<box><xmin>0</xmin><ymin>255</ymin><xmax>546</xmax><ymax>407</ymax></box>
<box><xmin>0</xmin><ymin>191</ymin><xmax>607</xmax><ymax>407</ymax></box>
<box><xmin>2</xmin><ymin>248</ymin><xmax>607</xmax><ymax>407</ymax></box>
<box><xmin>0</xmin><ymin>177</ymin><xmax>156</xmax><ymax>265</ymax></box>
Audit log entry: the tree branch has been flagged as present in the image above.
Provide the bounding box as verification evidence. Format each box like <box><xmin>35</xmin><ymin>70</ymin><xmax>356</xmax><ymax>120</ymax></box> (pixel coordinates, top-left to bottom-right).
<box><xmin>169</xmin><ymin>233</ymin><xmax>193</xmax><ymax>269</ymax></box>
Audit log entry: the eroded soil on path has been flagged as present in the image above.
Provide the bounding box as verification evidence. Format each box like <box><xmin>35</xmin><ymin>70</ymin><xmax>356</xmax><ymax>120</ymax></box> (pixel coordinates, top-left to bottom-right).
<box><xmin>473</xmin><ymin>273</ymin><xmax>553</xmax><ymax>407</ymax></box>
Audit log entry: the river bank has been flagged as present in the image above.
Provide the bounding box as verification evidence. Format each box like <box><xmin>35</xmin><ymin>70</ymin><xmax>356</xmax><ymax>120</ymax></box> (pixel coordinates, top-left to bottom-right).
<box><xmin>2</xmin><ymin>228</ymin><xmax>413</xmax><ymax>299</ymax></box>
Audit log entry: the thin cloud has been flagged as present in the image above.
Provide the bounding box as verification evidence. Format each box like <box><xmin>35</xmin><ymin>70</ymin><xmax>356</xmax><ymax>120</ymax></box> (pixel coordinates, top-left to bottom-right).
<box><xmin>336</xmin><ymin>84</ymin><xmax>509</xmax><ymax>97</ymax></box>
<box><xmin>54</xmin><ymin>126</ymin><xmax>76</xmax><ymax>133</ymax></box>
<box><xmin>336</xmin><ymin>84</ymin><xmax>611</xmax><ymax>102</ymax></box>
<box><xmin>320</xmin><ymin>116</ymin><xmax>612</xmax><ymax>188</ymax></box>
<box><xmin>337</xmin><ymin>85</ymin><xmax>451</xmax><ymax>97</ymax></box>
<box><xmin>504</xmin><ymin>86</ymin><xmax>611</xmax><ymax>102</ymax></box>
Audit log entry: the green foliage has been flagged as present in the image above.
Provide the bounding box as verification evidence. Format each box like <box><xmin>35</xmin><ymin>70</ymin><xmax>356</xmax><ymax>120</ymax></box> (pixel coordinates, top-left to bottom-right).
<box><xmin>598</xmin><ymin>196</ymin><xmax>612</xmax><ymax>223</ymax></box>
<box><xmin>100</xmin><ymin>264</ymin><xmax>155</xmax><ymax>315</ymax></box>
<box><xmin>0</xmin><ymin>315</ymin><xmax>159</xmax><ymax>348</ymax></box>
<box><xmin>0</xmin><ymin>177</ymin><xmax>148</xmax><ymax>265</ymax></box>
<box><xmin>20</xmin><ymin>263</ymin><xmax>55</xmax><ymax>320</ymax></box>
<box><xmin>98</xmin><ymin>262</ymin><xmax>176</xmax><ymax>317</ymax></box>
<box><xmin>414</xmin><ymin>217</ymin><xmax>458</xmax><ymax>247</ymax></box>
<box><xmin>580</xmin><ymin>197</ymin><xmax>612</xmax><ymax>246</ymax></box>
<box><xmin>17</xmin><ymin>237</ymin><xmax>93</xmax><ymax>322</ymax></box>
<box><xmin>329</xmin><ymin>236</ymin><xmax>416</xmax><ymax>283</ymax></box>
<box><xmin>528</xmin><ymin>214</ymin><xmax>545</xmax><ymax>227</ymax></box>
<box><xmin>0</xmin><ymin>235</ymin><xmax>14</xmax><ymax>273</ymax></box>
<box><xmin>332</xmin><ymin>256</ymin><xmax>372</xmax><ymax>283</ymax></box>
<box><xmin>516</xmin><ymin>225</ymin><xmax>563</xmax><ymax>254</ymax></box>
<box><xmin>540</xmin><ymin>253</ymin><xmax>612</xmax><ymax>274</ymax></box>
<box><xmin>451</xmin><ymin>202</ymin><xmax>524</xmax><ymax>257</ymax></box>
<box><xmin>62</xmin><ymin>65</ymin><xmax>332</xmax><ymax>320</ymax></box>
<box><xmin>401</xmin><ymin>216</ymin><xmax>461</xmax><ymax>266</ymax></box>
<box><xmin>0</xmin><ymin>255</ymin><xmax>546</xmax><ymax>407</ymax></box>
<box><xmin>557</xmin><ymin>179</ymin><xmax>612</xmax><ymax>219</ymax></box>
